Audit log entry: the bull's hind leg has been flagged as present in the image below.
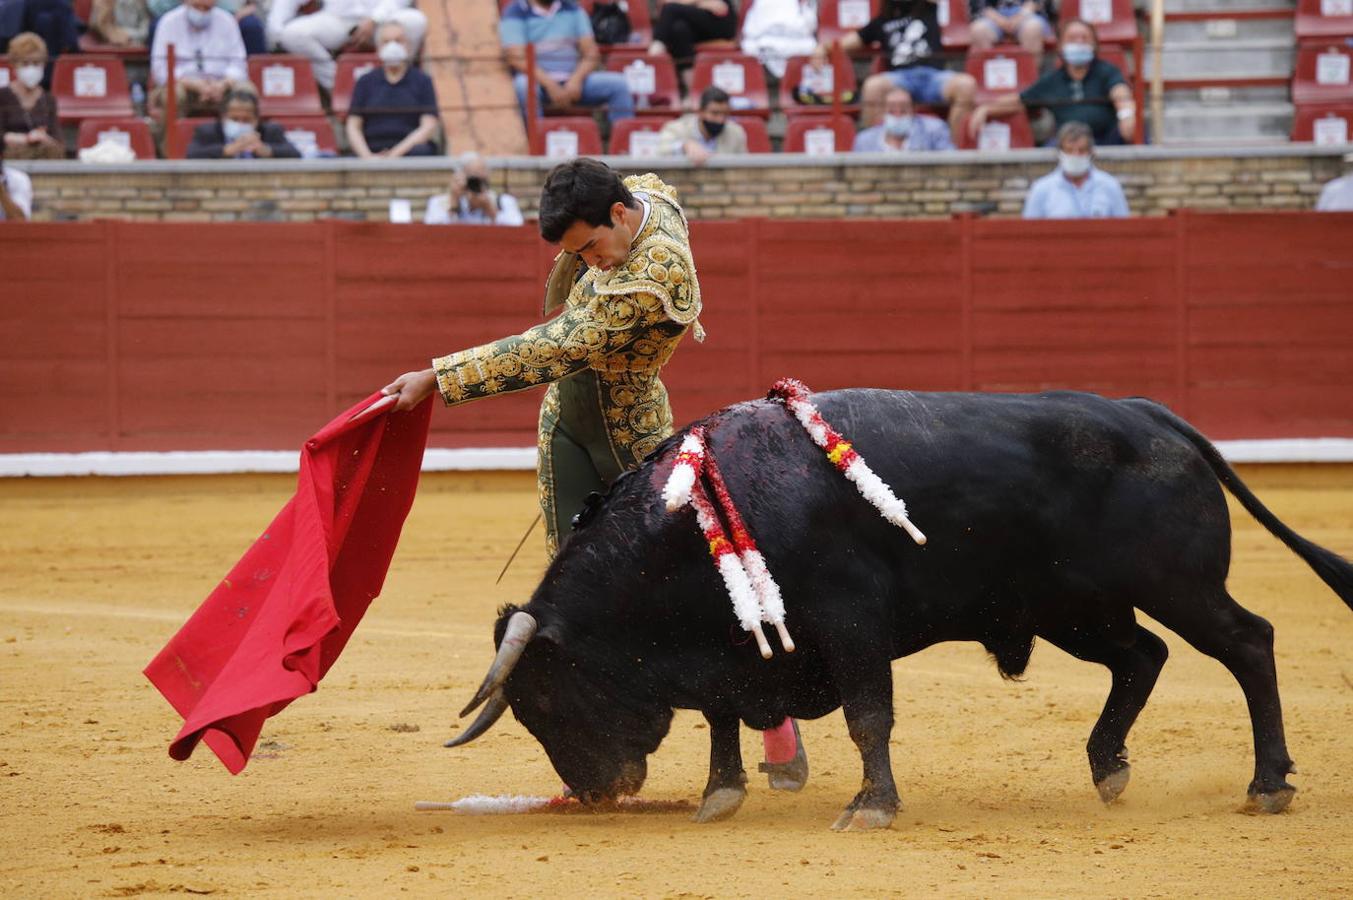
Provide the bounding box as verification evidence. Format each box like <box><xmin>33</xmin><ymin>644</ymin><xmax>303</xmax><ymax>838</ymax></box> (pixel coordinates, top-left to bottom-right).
<box><xmin>1041</xmin><ymin>623</ymin><xmax>1169</xmax><ymax>803</ymax></box>
<box><xmin>692</xmin><ymin>712</ymin><xmax>748</xmax><ymax>823</ymax></box>
<box><xmin>1147</xmin><ymin>592</ymin><xmax>1296</xmax><ymax>813</ymax></box>
<box><xmin>831</xmin><ymin>668</ymin><xmax>900</xmax><ymax>832</ymax></box>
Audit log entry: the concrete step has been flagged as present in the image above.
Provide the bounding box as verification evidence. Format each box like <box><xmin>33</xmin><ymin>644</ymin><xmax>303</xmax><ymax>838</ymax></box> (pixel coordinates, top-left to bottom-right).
<box><xmin>1164</xmin><ymin>0</ymin><xmax>1293</xmax><ymax>12</ymax></box>
<box><xmin>1165</xmin><ymin>84</ymin><xmax>1290</xmax><ymax>103</ymax></box>
<box><xmin>1164</xmin><ymin>16</ymin><xmax>1294</xmax><ymax>43</ymax></box>
<box><xmin>1147</xmin><ymin>39</ymin><xmax>1295</xmax><ymax>80</ymax></box>
<box><xmin>1159</xmin><ymin>100</ymin><xmax>1294</xmax><ymax>142</ymax></box>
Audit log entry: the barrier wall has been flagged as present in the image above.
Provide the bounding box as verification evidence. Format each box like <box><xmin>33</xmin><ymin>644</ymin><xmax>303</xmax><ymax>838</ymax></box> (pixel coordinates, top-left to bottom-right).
<box><xmin>3</xmin><ymin>211</ymin><xmax>1351</xmax><ymax>454</ymax></box>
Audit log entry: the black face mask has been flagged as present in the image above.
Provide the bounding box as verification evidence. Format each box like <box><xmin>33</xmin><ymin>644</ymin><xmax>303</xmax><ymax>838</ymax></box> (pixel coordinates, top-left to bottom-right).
<box><xmin>701</xmin><ymin>119</ymin><xmax>726</xmax><ymax>138</ymax></box>
<box><xmin>465</xmin><ymin>175</ymin><xmax>486</xmax><ymax>193</ymax></box>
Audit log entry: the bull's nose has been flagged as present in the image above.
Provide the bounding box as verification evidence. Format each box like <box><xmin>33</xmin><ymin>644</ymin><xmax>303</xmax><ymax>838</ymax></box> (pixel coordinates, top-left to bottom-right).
<box><xmin>613</xmin><ymin>759</ymin><xmax>647</xmax><ymax>796</ymax></box>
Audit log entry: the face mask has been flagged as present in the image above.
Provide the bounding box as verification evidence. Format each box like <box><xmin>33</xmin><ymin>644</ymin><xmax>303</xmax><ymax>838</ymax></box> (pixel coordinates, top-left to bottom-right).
<box><xmin>185</xmin><ymin>6</ymin><xmax>212</xmax><ymax>28</ymax></box>
<box><xmin>17</xmin><ymin>65</ymin><xmax>44</xmax><ymax>88</ymax></box>
<box><xmin>1062</xmin><ymin>43</ymin><xmax>1095</xmax><ymax>67</ymax></box>
<box><xmin>701</xmin><ymin>118</ymin><xmax>725</xmax><ymax>138</ymax></box>
<box><xmin>883</xmin><ymin>114</ymin><xmax>913</xmax><ymax>139</ymax></box>
<box><xmin>378</xmin><ymin>41</ymin><xmax>409</xmax><ymax>66</ymax></box>
<box><xmin>222</xmin><ymin>119</ymin><xmax>254</xmax><ymax>142</ymax></box>
<box><xmin>1059</xmin><ymin>151</ymin><xmax>1092</xmax><ymax>177</ymax></box>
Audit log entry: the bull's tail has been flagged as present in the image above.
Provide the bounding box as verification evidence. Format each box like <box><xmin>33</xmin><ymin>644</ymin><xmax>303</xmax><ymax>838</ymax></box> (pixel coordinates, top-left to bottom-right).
<box><xmin>1124</xmin><ymin>398</ymin><xmax>1353</xmax><ymax>613</ymax></box>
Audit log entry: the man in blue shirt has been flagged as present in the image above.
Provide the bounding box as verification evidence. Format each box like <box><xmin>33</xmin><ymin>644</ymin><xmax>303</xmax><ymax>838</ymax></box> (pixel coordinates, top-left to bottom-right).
<box><xmin>852</xmin><ymin>86</ymin><xmax>954</xmax><ymax>152</ymax></box>
<box><xmin>499</xmin><ymin>0</ymin><xmax>633</xmax><ymax>125</ymax></box>
<box><xmin>1023</xmin><ymin>121</ymin><xmax>1128</xmax><ymax>219</ymax></box>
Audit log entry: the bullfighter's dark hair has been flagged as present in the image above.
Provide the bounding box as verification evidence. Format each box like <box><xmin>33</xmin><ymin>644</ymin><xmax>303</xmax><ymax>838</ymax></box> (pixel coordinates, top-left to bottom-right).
<box><xmin>538</xmin><ymin>158</ymin><xmax>637</xmax><ymax>244</ymax></box>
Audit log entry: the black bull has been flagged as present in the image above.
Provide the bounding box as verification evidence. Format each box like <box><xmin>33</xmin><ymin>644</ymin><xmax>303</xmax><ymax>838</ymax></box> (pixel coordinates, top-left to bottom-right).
<box><xmin>447</xmin><ymin>389</ymin><xmax>1353</xmax><ymax>830</ymax></box>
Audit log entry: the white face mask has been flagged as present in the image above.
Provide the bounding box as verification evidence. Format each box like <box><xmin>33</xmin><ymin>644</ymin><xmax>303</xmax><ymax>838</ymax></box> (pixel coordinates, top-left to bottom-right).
<box><xmin>185</xmin><ymin>6</ymin><xmax>213</xmax><ymax>28</ymax></box>
<box><xmin>222</xmin><ymin>119</ymin><xmax>254</xmax><ymax>142</ymax></box>
<box><xmin>883</xmin><ymin>113</ymin><xmax>912</xmax><ymax>139</ymax></box>
<box><xmin>16</xmin><ymin>64</ymin><xmax>44</xmax><ymax>88</ymax></box>
<box><xmin>378</xmin><ymin>40</ymin><xmax>409</xmax><ymax>66</ymax></box>
<box><xmin>1059</xmin><ymin>151</ymin><xmax>1092</xmax><ymax>177</ymax></box>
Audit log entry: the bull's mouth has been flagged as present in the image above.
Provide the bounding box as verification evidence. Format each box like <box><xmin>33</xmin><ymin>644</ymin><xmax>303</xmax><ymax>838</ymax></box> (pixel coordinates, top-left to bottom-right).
<box><xmin>572</xmin><ymin>760</ymin><xmax>647</xmax><ymax>805</ymax></box>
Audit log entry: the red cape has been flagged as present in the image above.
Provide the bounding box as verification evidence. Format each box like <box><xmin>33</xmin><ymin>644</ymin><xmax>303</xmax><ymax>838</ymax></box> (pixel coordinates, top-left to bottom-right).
<box><xmin>144</xmin><ymin>393</ymin><xmax>432</xmax><ymax>773</ymax></box>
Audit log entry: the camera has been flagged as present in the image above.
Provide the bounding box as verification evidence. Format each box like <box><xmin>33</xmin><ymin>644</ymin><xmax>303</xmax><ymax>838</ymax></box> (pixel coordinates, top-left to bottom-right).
<box><xmin>465</xmin><ymin>175</ymin><xmax>486</xmax><ymax>193</ymax></box>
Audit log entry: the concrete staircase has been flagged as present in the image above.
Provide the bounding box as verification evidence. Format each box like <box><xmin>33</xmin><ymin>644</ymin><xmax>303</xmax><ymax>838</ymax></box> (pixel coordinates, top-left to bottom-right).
<box><xmin>1147</xmin><ymin>0</ymin><xmax>1297</xmax><ymax>145</ymax></box>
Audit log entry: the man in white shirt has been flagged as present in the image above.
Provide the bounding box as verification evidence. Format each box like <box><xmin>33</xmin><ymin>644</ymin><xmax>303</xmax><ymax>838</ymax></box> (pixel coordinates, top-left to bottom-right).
<box><xmin>0</xmin><ymin>154</ymin><xmax>34</xmax><ymax>221</ymax></box>
<box><xmin>1315</xmin><ymin>152</ymin><xmax>1353</xmax><ymax>212</ymax></box>
<box><xmin>424</xmin><ymin>153</ymin><xmax>525</xmax><ymax>226</ymax></box>
<box><xmin>151</xmin><ymin>0</ymin><xmax>250</xmax><ymax>117</ymax></box>
<box><xmin>268</xmin><ymin>0</ymin><xmax>427</xmax><ymax>90</ymax></box>
<box><xmin>1023</xmin><ymin>121</ymin><xmax>1129</xmax><ymax>220</ymax></box>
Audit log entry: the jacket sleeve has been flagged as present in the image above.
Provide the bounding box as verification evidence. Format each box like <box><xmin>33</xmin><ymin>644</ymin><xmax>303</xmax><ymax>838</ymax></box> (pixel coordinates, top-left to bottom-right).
<box><xmin>186</xmin><ymin>124</ymin><xmax>225</xmax><ymax>159</ymax></box>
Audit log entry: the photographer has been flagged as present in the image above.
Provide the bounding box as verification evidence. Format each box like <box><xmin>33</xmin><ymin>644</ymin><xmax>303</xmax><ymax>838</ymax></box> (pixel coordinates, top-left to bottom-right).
<box><xmin>423</xmin><ymin>153</ymin><xmax>523</xmax><ymax>226</ymax></box>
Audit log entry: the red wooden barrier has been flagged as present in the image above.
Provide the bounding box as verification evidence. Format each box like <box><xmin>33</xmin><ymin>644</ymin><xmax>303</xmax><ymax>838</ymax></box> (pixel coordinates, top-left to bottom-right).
<box><xmin>2</xmin><ymin>211</ymin><xmax>1352</xmax><ymax>453</ymax></box>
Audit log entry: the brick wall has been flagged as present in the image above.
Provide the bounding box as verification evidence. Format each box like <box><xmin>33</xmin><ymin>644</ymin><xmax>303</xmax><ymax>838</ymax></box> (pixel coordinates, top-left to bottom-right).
<box><xmin>11</xmin><ymin>146</ymin><xmax>1346</xmax><ymax>223</ymax></box>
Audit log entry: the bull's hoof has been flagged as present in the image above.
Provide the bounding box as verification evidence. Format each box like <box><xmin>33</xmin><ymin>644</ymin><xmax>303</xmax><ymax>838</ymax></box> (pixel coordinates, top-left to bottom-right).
<box><xmin>692</xmin><ymin>787</ymin><xmax>746</xmax><ymax>823</ymax></box>
<box><xmin>1245</xmin><ymin>786</ymin><xmax>1296</xmax><ymax>815</ymax></box>
<box><xmin>1094</xmin><ymin>766</ymin><xmax>1131</xmax><ymax>804</ymax></box>
<box><xmin>830</xmin><ymin>806</ymin><xmax>896</xmax><ymax>832</ymax></box>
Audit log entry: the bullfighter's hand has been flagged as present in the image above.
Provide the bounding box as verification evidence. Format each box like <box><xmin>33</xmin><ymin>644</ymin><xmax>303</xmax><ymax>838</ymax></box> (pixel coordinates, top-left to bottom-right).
<box><xmin>381</xmin><ymin>368</ymin><xmax>438</xmax><ymax>411</ymax></box>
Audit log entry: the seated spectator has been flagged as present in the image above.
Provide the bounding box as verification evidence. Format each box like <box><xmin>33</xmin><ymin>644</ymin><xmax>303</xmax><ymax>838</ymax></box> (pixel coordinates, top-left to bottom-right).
<box><xmin>970</xmin><ymin>19</ymin><xmax>1136</xmax><ymax>146</ymax></box>
<box><xmin>832</xmin><ymin>0</ymin><xmax>977</xmax><ymax>142</ymax></box>
<box><xmin>657</xmin><ymin>86</ymin><xmax>746</xmax><ymax>164</ymax></box>
<box><xmin>500</xmin><ymin>0</ymin><xmax>633</xmax><ymax>125</ymax></box>
<box><xmin>150</xmin><ymin>0</ymin><xmax>250</xmax><ymax>117</ymax></box>
<box><xmin>187</xmin><ymin>88</ymin><xmax>300</xmax><ymax>157</ymax></box>
<box><xmin>649</xmin><ymin>0</ymin><xmax>737</xmax><ymax>90</ymax></box>
<box><xmin>1316</xmin><ymin>151</ymin><xmax>1353</xmax><ymax>211</ymax></box>
<box><xmin>968</xmin><ymin>0</ymin><xmax>1052</xmax><ymax>61</ymax></box>
<box><xmin>149</xmin><ymin>0</ymin><xmax>266</xmax><ymax>56</ymax></box>
<box><xmin>1023</xmin><ymin>121</ymin><xmax>1127</xmax><ymax>219</ymax></box>
<box><xmin>741</xmin><ymin>0</ymin><xmax>817</xmax><ymax>78</ymax></box>
<box><xmin>0</xmin><ymin>32</ymin><xmax>64</xmax><ymax>159</ymax></box>
<box><xmin>852</xmin><ymin>86</ymin><xmax>953</xmax><ymax>152</ymax></box>
<box><xmin>345</xmin><ymin>21</ymin><xmax>439</xmax><ymax>158</ymax></box>
<box><xmin>89</xmin><ymin>0</ymin><xmax>151</xmax><ymax>48</ymax></box>
<box><xmin>0</xmin><ymin>142</ymin><xmax>34</xmax><ymax>220</ymax></box>
<box><xmin>424</xmin><ymin>152</ymin><xmax>524</xmax><ymax>226</ymax></box>
<box><xmin>268</xmin><ymin>0</ymin><xmax>427</xmax><ymax>91</ymax></box>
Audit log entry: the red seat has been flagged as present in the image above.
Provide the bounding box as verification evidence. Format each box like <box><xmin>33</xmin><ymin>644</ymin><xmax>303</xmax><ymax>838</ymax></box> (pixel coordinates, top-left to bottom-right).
<box><xmin>72</xmin><ymin>0</ymin><xmax>146</xmax><ymax>58</ymax></box>
<box><xmin>166</xmin><ymin>116</ymin><xmax>213</xmax><ymax>158</ymax></box>
<box><xmin>782</xmin><ymin>112</ymin><xmax>855</xmax><ymax>154</ymax></box>
<box><xmin>273</xmin><ymin>115</ymin><xmax>338</xmax><ymax>155</ymax></box>
<box><xmin>818</xmin><ymin>0</ymin><xmax>879</xmax><ymax>47</ymax></box>
<box><xmin>732</xmin><ymin>114</ymin><xmax>771</xmax><ymax>152</ymax></box>
<box><xmin>955</xmin><ymin>109</ymin><xmax>1034</xmax><ymax>150</ymax></box>
<box><xmin>247</xmin><ymin>55</ymin><xmax>324</xmax><ymax>117</ymax></box>
<box><xmin>604</xmin><ymin>48</ymin><xmax>681</xmax><ymax>113</ymax></box>
<box><xmin>690</xmin><ymin>51</ymin><xmax>770</xmax><ymax>116</ymax></box>
<box><xmin>51</xmin><ymin>56</ymin><xmax>134</xmax><ymax>122</ymax></box>
<box><xmin>76</xmin><ymin>116</ymin><xmax>156</xmax><ymax>158</ymax></box>
<box><xmin>1290</xmin><ymin>103</ymin><xmax>1353</xmax><ymax>143</ymax></box>
<box><xmin>778</xmin><ymin>53</ymin><xmax>859</xmax><ymax>113</ymax></box>
<box><xmin>530</xmin><ymin>116</ymin><xmax>603</xmax><ymax>157</ymax></box>
<box><xmin>609</xmin><ymin>115</ymin><xmax>673</xmax><ymax>155</ymax></box>
<box><xmin>1295</xmin><ymin>0</ymin><xmax>1353</xmax><ymax>43</ymax></box>
<box><xmin>1059</xmin><ymin>0</ymin><xmax>1139</xmax><ymax>46</ymax></box>
<box><xmin>965</xmin><ymin>48</ymin><xmax>1040</xmax><ymax>103</ymax></box>
<box><xmin>1292</xmin><ymin>44</ymin><xmax>1353</xmax><ymax>105</ymax></box>
<box><xmin>938</xmin><ymin>0</ymin><xmax>972</xmax><ymax>50</ymax></box>
<box><xmin>330</xmin><ymin>53</ymin><xmax>379</xmax><ymax>119</ymax></box>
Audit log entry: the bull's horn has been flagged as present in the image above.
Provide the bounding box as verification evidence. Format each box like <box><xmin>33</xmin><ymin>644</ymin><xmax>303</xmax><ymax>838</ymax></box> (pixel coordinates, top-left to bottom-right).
<box><xmin>458</xmin><ymin>610</ymin><xmax>537</xmax><ymax>718</ymax></box>
<box><xmin>444</xmin><ymin>689</ymin><xmax>510</xmax><ymax>748</ymax></box>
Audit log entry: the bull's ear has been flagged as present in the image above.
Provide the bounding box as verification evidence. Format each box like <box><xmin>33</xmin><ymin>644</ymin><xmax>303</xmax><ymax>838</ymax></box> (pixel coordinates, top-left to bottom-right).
<box><xmin>536</xmin><ymin>621</ymin><xmax>566</xmax><ymax>646</ymax></box>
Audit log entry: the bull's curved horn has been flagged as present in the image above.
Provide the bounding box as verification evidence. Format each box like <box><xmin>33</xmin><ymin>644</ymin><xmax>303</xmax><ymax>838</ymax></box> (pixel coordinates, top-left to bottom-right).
<box><xmin>443</xmin><ymin>689</ymin><xmax>510</xmax><ymax>748</ymax></box>
<box><xmin>458</xmin><ymin>610</ymin><xmax>537</xmax><ymax>718</ymax></box>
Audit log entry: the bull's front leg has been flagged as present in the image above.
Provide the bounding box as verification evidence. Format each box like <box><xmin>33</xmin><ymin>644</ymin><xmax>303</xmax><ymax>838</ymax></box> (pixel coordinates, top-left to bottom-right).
<box><xmin>692</xmin><ymin>711</ymin><xmax>747</xmax><ymax>823</ymax></box>
<box><xmin>832</xmin><ymin>669</ymin><xmax>900</xmax><ymax>832</ymax></box>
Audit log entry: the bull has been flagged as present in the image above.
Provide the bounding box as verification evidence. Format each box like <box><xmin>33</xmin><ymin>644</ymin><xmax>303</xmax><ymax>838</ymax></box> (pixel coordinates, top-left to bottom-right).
<box><xmin>446</xmin><ymin>388</ymin><xmax>1353</xmax><ymax>830</ymax></box>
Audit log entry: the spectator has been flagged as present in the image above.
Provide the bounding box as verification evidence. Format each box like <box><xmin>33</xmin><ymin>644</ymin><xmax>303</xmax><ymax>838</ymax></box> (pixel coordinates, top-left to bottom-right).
<box><xmin>150</xmin><ymin>0</ymin><xmax>250</xmax><ymax>117</ymax></box>
<box><xmin>649</xmin><ymin>0</ymin><xmax>737</xmax><ymax>91</ymax></box>
<box><xmin>852</xmin><ymin>85</ymin><xmax>953</xmax><ymax>152</ymax></box>
<box><xmin>831</xmin><ymin>0</ymin><xmax>978</xmax><ymax>142</ymax></box>
<box><xmin>0</xmin><ymin>32</ymin><xmax>64</xmax><ymax>159</ymax></box>
<box><xmin>0</xmin><ymin>142</ymin><xmax>33</xmax><ymax>220</ymax></box>
<box><xmin>657</xmin><ymin>85</ymin><xmax>746</xmax><ymax>164</ymax></box>
<box><xmin>345</xmin><ymin>21</ymin><xmax>439</xmax><ymax>158</ymax></box>
<box><xmin>1</xmin><ymin>0</ymin><xmax>79</xmax><ymax>80</ymax></box>
<box><xmin>1023</xmin><ymin>121</ymin><xmax>1128</xmax><ymax>219</ymax></box>
<box><xmin>89</xmin><ymin>0</ymin><xmax>151</xmax><ymax>48</ymax></box>
<box><xmin>968</xmin><ymin>0</ymin><xmax>1052</xmax><ymax>61</ymax></box>
<box><xmin>970</xmin><ymin>19</ymin><xmax>1136</xmax><ymax>146</ymax></box>
<box><xmin>741</xmin><ymin>0</ymin><xmax>817</xmax><ymax>78</ymax></box>
<box><xmin>187</xmin><ymin>88</ymin><xmax>300</xmax><ymax>157</ymax></box>
<box><xmin>1315</xmin><ymin>152</ymin><xmax>1353</xmax><ymax>211</ymax></box>
<box><xmin>424</xmin><ymin>152</ymin><xmax>524</xmax><ymax>225</ymax></box>
<box><xmin>500</xmin><ymin>0</ymin><xmax>633</xmax><ymax>125</ymax></box>
<box><xmin>148</xmin><ymin>0</ymin><xmax>266</xmax><ymax>55</ymax></box>
<box><xmin>269</xmin><ymin>0</ymin><xmax>425</xmax><ymax>92</ymax></box>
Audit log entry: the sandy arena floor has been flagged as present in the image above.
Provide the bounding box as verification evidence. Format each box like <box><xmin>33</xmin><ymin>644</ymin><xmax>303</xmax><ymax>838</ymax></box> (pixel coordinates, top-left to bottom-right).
<box><xmin>2</xmin><ymin>467</ymin><xmax>1352</xmax><ymax>898</ymax></box>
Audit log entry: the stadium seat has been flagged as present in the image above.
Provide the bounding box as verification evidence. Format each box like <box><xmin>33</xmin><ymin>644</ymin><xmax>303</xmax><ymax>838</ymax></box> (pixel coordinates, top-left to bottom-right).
<box><xmin>1290</xmin><ymin>104</ymin><xmax>1353</xmax><ymax>143</ymax></box>
<box><xmin>330</xmin><ymin>54</ymin><xmax>379</xmax><ymax>119</ymax></box>
<box><xmin>1292</xmin><ymin>44</ymin><xmax>1353</xmax><ymax>105</ymax></box>
<box><xmin>167</xmin><ymin>116</ymin><xmax>214</xmax><ymax>158</ymax></box>
<box><xmin>76</xmin><ymin>116</ymin><xmax>156</xmax><ymax>158</ymax></box>
<box><xmin>247</xmin><ymin>55</ymin><xmax>324</xmax><ymax>117</ymax></box>
<box><xmin>51</xmin><ymin>56</ymin><xmax>134</xmax><ymax>122</ymax></box>
<box><xmin>955</xmin><ymin>109</ymin><xmax>1034</xmax><ymax>150</ymax></box>
<box><xmin>273</xmin><ymin>116</ymin><xmax>338</xmax><ymax>156</ymax></box>
<box><xmin>1295</xmin><ymin>0</ymin><xmax>1353</xmax><ymax>44</ymax></box>
<box><xmin>604</xmin><ymin>48</ymin><xmax>681</xmax><ymax>113</ymax></box>
<box><xmin>965</xmin><ymin>48</ymin><xmax>1039</xmax><ymax>103</ymax></box>
<box><xmin>778</xmin><ymin>53</ymin><xmax>859</xmax><ymax>114</ymax></box>
<box><xmin>609</xmin><ymin>115</ymin><xmax>672</xmax><ymax>156</ymax></box>
<box><xmin>530</xmin><ymin>116</ymin><xmax>604</xmax><ymax>157</ymax></box>
<box><xmin>937</xmin><ymin>0</ymin><xmax>972</xmax><ymax>50</ymax></box>
<box><xmin>733</xmin><ymin>115</ymin><xmax>771</xmax><ymax>152</ymax></box>
<box><xmin>782</xmin><ymin>112</ymin><xmax>855</xmax><ymax>154</ymax></box>
<box><xmin>690</xmin><ymin>51</ymin><xmax>770</xmax><ymax>116</ymax></box>
<box><xmin>1060</xmin><ymin>0</ymin><xmax>1139</xmax><ymax>47</ymax></box>
<box><xmin>817</xmin><ymin>0</ymin><xmax>879</xmax><ymax>48</ymax></box>
<box><xmin>72</xmin><ymin>0</ymin><xmax>145</xmax><ymax>58</ymax></box>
